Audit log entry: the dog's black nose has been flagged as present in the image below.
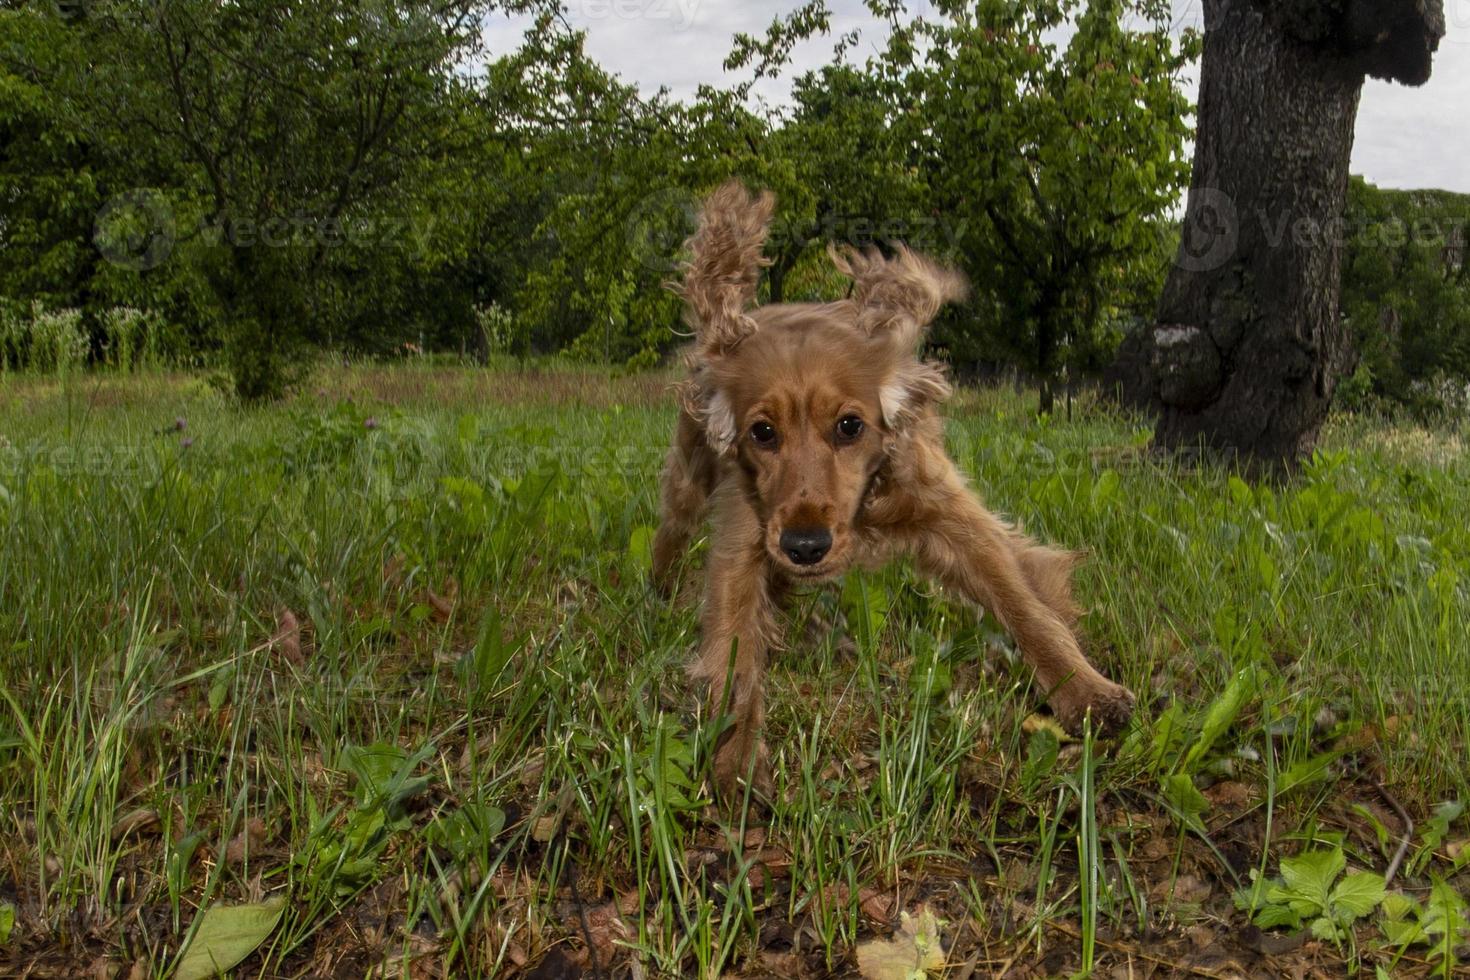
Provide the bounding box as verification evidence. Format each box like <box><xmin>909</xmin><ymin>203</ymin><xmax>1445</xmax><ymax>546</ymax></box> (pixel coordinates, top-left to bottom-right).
<box><xmin>780</xmin><ymin>527</ymin><xmax>832</xmax><ymax>566</ymax></box>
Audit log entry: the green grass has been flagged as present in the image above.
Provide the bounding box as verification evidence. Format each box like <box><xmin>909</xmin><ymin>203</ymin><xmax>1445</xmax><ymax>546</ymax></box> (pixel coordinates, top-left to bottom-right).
<box><xmin>1</xmin><ymin>365</ymin><xmax>1468</xmax><ymax>977</ymax></box>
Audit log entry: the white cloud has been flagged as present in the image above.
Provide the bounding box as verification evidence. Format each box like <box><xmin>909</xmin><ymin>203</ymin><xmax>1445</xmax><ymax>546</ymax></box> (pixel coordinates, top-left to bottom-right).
<box><xmin>483</xmin><ymin>0</ymin><xmax>1470</xmax><ymax>193</ymax></box>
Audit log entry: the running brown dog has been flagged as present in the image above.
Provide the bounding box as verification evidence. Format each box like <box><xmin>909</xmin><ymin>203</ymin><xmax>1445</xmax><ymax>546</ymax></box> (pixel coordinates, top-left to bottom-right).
<box><xmin>652</xmin><ymin>181</ymin><xmax>1134</xmax><ymax>798</ymax></box>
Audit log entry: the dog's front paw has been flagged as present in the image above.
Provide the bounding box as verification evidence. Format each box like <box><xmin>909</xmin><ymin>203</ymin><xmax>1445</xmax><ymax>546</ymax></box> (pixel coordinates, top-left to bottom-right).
<box><xmin>712</xmin><ymin>731</ymin><xmax>773</xmax><ymax>805</ymax></box>
<box><xmin>1051</xmin><ymin>679</ymin><xmax>1135</xmax><ymax>737</ymax></box>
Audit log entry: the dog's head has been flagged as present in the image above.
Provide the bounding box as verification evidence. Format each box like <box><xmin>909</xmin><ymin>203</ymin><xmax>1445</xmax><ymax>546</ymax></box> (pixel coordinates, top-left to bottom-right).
<box><xmin>674</xmin><ymin>181</ymin><xmax>967</xmax><ymax>579</ymax></box>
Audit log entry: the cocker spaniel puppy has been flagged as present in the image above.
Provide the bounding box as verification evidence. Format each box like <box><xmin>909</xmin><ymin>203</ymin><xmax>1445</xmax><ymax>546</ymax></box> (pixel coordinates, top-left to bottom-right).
<box><xmin>652</xmin><ymin>181</ymin><xmax>1134</xmax><ymax>798</ymax></box>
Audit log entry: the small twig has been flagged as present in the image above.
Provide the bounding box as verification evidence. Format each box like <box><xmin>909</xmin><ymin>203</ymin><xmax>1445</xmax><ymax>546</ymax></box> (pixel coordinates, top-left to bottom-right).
<box><xmin>565</xmin><ymin>860</ymin><xmax>604</xmax><ymax>980</ymax></box>
<box><xmin>1376</xmin><ymin>780</ymin><xmax>1413</xmax><ymax>886</ymax></box>
<box><xmin>1044</xmin><ymin>918</ymin><xmax>1240</xmax><ymax>979</ymax></box>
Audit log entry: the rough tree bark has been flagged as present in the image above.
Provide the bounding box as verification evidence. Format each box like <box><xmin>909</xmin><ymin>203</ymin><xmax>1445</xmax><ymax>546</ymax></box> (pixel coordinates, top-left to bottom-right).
<box><xmin>1107</xmin><ymin>0</ymin><xmax>1444</xmax><ymax>468</ymax></box>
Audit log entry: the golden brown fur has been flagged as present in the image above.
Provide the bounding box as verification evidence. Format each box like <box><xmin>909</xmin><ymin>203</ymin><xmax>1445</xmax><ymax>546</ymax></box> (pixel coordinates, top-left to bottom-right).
<box><xmin>653</xmin><ymin>181</ymin><xmax>1134</xmax><ymax>798</ymax></box>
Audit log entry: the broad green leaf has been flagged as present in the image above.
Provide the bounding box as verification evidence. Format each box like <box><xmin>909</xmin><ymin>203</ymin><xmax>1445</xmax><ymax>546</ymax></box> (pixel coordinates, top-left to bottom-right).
<box><xmin>1330</xmin><ymin>871</ymin><xmax>1386</xmax><ymax>920</ymax></box>
<box><xmin>425</xmin><ymin>803</ymin><xmax>506</xmax><ymax>864</ymax></box>
<box><xmin>1090</xmin><ymin>469</ymin><xmax>1120</xmax><ymax>510</ymax></box>
<box><xmin>1381</xmin><ymin>916</ymin><xmax>1424</xmax><ymax>947</ymax></box>
<box><xmin>0</xmin><ymin>902</ymin><xmax>13</xmax><ymax>944</ymax></box>
<box><xmin>1279</xmin><ymin>849</ymin><xmax>1344</xmax><ymax>913</ymax></box>
<box><xmin>1228</xmin><ymin>475</ymin><xmax>1253</xmax><ymax>509</ymax></box>
<box><xmin>1252</xmin><ymin>903</ymin><xmax>1302</xmax><ymax>930</ymax></box>
<box><xmin>1277</xmin><ymin>750</ymin><xmax>1341</xmax><ymax>794</ymax></box>
<box><xmin>175</xmin><ymin>896</ymin><xmax>285</xmax><ymax>980</ymax></box>
<box><xmin>460</xmin><ymin>607</ymin><xmax>522</xmax><ymax>695</ymax></box>
<box><xmin>1381</xmin><ymin>891</ymin><xmax>1420</xmax><ymax>922</ymax></box>
<box><xmin>1160</xmin><ymin>773</ymin><xmax>1210</xmax><ymax>830</ymax></box>
<box><xmin>1021</xmin><ymin>726</ymin><xmax>1060</xmax><ymax>793</ymax></box>
<box><xmin>841</xmin><ymin>574</ymin><xmax>890</xmax><ymax>647</ymax></box>
<box><xmin>339</xmin><ymin>742</ymin><xmax>432</xmax><ymax>810</ymax></box>
<box><xmin>1181</xmin><ymin>665</ymin><xmax>1255</xmax><ymax>772</ymax></box>
<box><xmin>1422</xmin><ymin>879</ymin><xmax>1468</xmax><ymax>939</ymax></box>
<box><xmin>627</xmin><ymin>524</ymin><xmax>655</xmax><ymax>573</ymax></box>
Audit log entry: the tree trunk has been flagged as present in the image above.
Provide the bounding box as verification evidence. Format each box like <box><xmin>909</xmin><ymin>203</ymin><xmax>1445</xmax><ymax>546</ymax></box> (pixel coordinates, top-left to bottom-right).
<box><xmin>1107</xmin><ymin>0</ymin><xmax>1443</xmax><ymax>468</ymax></box>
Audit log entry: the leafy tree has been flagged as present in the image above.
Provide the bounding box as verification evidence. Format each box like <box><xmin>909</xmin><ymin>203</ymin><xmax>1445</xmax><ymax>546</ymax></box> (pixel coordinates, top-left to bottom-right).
<box><xmin>913</xmin><ymin>0</ymin><xmax>1197</xmax><ymax>412</ymax></box>
<box><xmin>76</xmin><ymin>0</ymin><xmax>543</xmax><ymax>399</ymax></box>
<box><xmin>763</xmin><ymin>64</ymin><xmax>930</xmax><ymax>303</ymax></box>
<box><xmin>1339</xmin><ymin>178</ymin><xmax>1470</xmax><ymax>416</ymax></box>
<box><xmin>716</xmin><ymin>0</ymin><xmax>1198</xmax><ymax>411</ymax></box>
<box><xmin>0</xmin><ymin>6</ymin><xmax>100</xmax><ymax>308</ymax></box>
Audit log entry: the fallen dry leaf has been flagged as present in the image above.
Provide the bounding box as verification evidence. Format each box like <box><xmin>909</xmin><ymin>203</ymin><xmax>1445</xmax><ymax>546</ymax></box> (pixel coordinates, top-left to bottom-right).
<box><xmin>855</xmin><ymin>905</ymin><xmax>945</xmax><ymax>980</ymax></box>
<box><xmin>578</xmin><ymin>899</ymin><xmax>631</xmax><ymax>966</ymax></box>
<box><xmin>383</xmin><ymin>554</ymin><xmax>406</xmax><ymax>587</ymax></box>
<box><xmin>1187</xmin><ymin>924</ymin><xmax>1217</xmax><ymax>949</ymax></box>
<box><xmin>1151</xmin><ymin>873</ymin><xmax>1212</xmax><ymax>905</ymax></box>
<box><xmin>426</xmin><ymin>581</ymin><xmax>457</xmax><ymax>622</ymax></box>
<box><xmin>1204</xmin><ymin>781</ymin><xmax>1252</xmax><ymax>807</ymax></box>
<box><xmin>859</xmin><ymin>886</ymin><xmax>897</xmax><ymax>923</ymax></box>
<box><xmin>270</xmin><ymin>610</ymin><xmax>303</xmax><ymax>665</ymax></box>
<box><xmin>225</xmin><ymin>817</ymin><xmax>267</xmax><ymax>866</ymax></box>
<box><xmin>111</xmin><ymin>807</ymin><xmax>161</xmax><ymax>841</ymax></box>
<box><xmin>531</xmin><ymin>814</ymin><xmax>560</xmax><ymax>843</ymax></box>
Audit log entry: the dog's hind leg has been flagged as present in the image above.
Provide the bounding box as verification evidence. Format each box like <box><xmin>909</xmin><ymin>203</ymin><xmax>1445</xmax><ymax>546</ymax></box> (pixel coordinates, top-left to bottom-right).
<box><xmin>689</xmin><ymin>487</ymin><xmax>780</xmax><ymax>801</ymax></box>
<box><xmin>651</xmin><ymin>410</ymin><xmax>718</xmax><ymax>597</ymax></box>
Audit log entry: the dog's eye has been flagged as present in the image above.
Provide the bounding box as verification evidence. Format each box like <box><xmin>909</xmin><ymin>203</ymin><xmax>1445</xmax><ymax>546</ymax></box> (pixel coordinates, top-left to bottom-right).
<box><xmin>750</xmin><ymin>421</ymin><xmax>777</xmax><ymax>446</ymax></box>
<box><xmin>836</xmin><ymin>415</ymin><xmax>864</xmax><ymax>441</ymax></box>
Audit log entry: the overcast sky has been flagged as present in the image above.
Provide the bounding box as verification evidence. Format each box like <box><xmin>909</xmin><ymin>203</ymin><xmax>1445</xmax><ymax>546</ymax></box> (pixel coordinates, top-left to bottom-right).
<box><xmin>485</xmin><ymin>1</ymin><xmax>1470</xmax><ymax>194</ymax></box>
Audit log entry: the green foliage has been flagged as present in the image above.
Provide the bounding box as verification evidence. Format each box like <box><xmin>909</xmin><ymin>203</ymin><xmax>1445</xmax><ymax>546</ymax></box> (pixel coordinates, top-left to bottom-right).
<box><xmin>3</xmin><ymin>367</ymin><xmax>1470</xmax><ymax>973</ymax></box>
<box><xmin>1341</xmin><ymin>177</ymin><xmax>1470</xmax><ymax>418</ymax></box>
<box><xmin>913</xmin><ymin>0</ymin><xmax>1198</xmax><ymax>404</ymax></box>
<box><xmin>1380</xmin><ymin>880</ymin><xmax>1470</xmax><ymax>976</ymax></box>
<box><xmin>1234</xmin><ymin>848</ymin><xmax>1386</xmax><ymax>946</ymax></box>
<box><xmin>174</xmin><ymin>897</ymin><xmax>285</xmax><ymax>980</ymax></box>
<box><xmin>0</xmin><ymin>302</ymin><xmax>88</xmax><ymax>376</ymax></box>
<box><xmin>2</xmin><ymin>0</ymin><xmax>1200</xmax><ymax>391</ymax></box>
<box><xmin>297</xmin><ymin>743</ymin><xmax>433</xmax><ymax>899</ymax></box>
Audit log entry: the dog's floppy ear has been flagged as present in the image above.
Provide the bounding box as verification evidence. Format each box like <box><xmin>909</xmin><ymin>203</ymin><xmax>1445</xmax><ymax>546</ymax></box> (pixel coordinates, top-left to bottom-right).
<box><xmin>832</xmin><ymin>244</ymin><xmax>965</xmax><ymax>430</ymax></box>
<box><xmin>830</xmin><ymin>243</ymin><xmax>967</xmax><ymax>351</ymax></box>
<box><xmin>878</xmin><ymin>359</ymin><xmax>952</xmax><ymax>431</ymax></box>
<box><xmin>674</xmin><ymin>181</ymin><xmax>775</xmax><ymax>356</ymax></box>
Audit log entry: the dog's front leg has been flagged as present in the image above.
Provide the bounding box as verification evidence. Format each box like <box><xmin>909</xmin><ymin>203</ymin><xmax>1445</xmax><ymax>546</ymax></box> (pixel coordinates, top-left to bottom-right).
<box><xmin>651</xmin><ymin>411</ymin><xmax>716</xmax><ymax>596</ymax></box>
<box><xmin>689</xmin><ymin>488</ymin><xmax>779</xmax><ymax>800</ymax></box>
<box><xmin>904</xmin><ymin>487</ymin><xmax>1135</xmax><ymax>734</ymax></box>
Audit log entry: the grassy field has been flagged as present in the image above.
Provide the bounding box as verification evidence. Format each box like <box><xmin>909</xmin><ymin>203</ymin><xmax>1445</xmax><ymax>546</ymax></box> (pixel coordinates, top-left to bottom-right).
<box><xmin>1</xmin><ymin>364</ymin><xmax>1468</xmax><ymax>979</ymax></box>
